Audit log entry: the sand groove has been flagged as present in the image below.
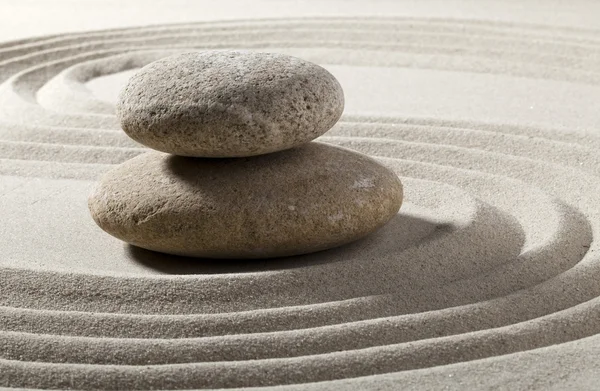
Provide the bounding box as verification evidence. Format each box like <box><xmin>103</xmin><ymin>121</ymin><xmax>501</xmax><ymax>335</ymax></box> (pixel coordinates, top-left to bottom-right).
<box><xmin>0</xmin><ymin>17</ymin><xmax>599</xmax><ymax>390</ymax></box>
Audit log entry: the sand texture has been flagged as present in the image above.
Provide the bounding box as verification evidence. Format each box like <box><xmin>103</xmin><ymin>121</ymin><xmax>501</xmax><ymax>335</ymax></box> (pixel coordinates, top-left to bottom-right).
<box><xmin>1</xmin><ymin>2</ymin><xmax>600</xmax><ymax>390</ymax></box>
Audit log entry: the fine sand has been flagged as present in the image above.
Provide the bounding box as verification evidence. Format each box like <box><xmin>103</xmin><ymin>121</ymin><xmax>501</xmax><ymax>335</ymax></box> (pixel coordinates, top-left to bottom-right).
<box><xmin>1</xmin><ymin>1</ymin><xmax>600</xmax><ymax>390</ymax></box>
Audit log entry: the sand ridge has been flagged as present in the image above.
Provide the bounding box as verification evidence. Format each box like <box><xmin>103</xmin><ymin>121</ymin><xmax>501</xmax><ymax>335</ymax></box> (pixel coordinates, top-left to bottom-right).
<box><xmin>0</xmin><ymin>16</ymin><xmax>599</xmax><ymax>390</ymax></box>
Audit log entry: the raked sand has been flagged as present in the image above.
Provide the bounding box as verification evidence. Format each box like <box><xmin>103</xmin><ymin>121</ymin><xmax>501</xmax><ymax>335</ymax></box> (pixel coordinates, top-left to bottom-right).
<box><xmin>1</xmin><ymin>1</ymin><xmax>600</xmax><ymax>389</ymax></box>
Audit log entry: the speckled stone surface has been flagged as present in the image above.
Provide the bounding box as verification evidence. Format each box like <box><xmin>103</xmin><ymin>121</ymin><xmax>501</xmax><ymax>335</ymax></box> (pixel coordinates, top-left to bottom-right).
<box><xmin>116</xmin><ymin>51</ymin><xmax>345</xmax><ymax>157</ymax></box>
<box><xmin>88</xmin><ymin>142</ymin><xmax>402</xmax><ymax>258</ymax></box>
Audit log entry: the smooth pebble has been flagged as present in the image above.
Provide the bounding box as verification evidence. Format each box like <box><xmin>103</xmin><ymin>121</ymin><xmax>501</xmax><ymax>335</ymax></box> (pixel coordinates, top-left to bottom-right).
<box><xmin>88</xmin><ymin>142</ymin><xmax>402</xmax><ymax>259</ymax></box>
<box><xmin>116</xmin><ymin>51</ymin><xmax>344</xmax><ymax>157</ymax></box>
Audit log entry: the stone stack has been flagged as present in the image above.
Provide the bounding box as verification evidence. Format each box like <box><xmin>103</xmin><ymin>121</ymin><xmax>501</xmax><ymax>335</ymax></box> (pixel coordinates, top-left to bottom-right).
<box><xmin>88</xmin><ymin>51</ymin><xmax>403</xmax><ymax>259</ymax></box>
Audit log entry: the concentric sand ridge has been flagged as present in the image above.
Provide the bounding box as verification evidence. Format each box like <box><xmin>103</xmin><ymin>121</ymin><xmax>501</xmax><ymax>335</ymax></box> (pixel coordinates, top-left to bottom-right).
<box><xmin>0</xmin><ymin>16</ymin><xmax>599</xmax><ymax>390</ymax></box>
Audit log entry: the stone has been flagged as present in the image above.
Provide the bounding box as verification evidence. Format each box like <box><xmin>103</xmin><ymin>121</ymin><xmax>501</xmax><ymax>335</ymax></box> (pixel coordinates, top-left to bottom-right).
<box><xmin>88</xmin><ymin>142</ymin><xmax>402</xmax><ymax>259</ymax></box>
<box><xmin>116</xmin><ymin>51</ymin><xmax>344</xmax><ymax>157</ymax></box>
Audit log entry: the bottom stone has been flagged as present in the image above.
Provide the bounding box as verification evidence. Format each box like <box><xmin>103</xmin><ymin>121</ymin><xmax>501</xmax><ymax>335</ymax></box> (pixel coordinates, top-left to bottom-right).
<box><xmin>88</xmin><ymin>142</ymin><xmax>403</xmax><ymax>259</ymax></box>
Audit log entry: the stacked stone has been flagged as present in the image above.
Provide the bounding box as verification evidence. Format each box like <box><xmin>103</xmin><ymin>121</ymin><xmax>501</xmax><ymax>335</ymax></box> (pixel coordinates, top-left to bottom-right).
<box><xmin>88</xmin><ymin>51</ymin><xmax>403</xmax><ymax>259</ymax></box>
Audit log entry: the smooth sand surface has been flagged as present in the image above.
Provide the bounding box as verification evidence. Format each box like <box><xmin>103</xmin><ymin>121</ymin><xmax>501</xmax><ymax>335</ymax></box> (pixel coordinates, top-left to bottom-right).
<box><xmin>1</xmin><ymin>0</ymin><xmax>600</xmax><ymax>389</ymax></box>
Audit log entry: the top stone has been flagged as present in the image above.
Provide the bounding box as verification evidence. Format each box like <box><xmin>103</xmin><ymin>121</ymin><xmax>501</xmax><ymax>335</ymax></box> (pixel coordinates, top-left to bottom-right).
<box><xmin>116</xmin><ymin>51</ymin><xmax>345</xmax><ymax>157</ymax></box>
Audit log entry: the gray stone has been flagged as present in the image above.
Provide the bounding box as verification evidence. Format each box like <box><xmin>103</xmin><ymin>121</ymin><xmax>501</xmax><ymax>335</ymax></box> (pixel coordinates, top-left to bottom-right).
<box><xmin>88</xmin><ymin>143</ymin><xmax>402</xmax><ymax>259</ymax></box>
<box><xmin>116</xmin><ymin>51</ymin><xmax>344</xmax><ymax>157</ymax></box>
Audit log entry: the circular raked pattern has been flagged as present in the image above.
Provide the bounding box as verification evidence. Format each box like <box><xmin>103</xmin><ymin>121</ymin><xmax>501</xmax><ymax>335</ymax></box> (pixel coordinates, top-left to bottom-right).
<box><xmin>0</xmin><ymin>17</ymin><xmax>599</xmax><ymax>390</ymax></box>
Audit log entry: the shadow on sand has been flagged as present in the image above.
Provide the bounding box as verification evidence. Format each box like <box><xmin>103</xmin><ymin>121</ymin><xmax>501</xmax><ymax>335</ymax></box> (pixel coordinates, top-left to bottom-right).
<box><xmin>126</xmin><ymin>213</ymin><xmax>452</xmax><ymax>275</ymax></box>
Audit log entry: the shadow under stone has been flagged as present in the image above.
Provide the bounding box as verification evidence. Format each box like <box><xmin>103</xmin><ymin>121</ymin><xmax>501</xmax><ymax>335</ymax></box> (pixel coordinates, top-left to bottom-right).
<box><xmin>126</xmin><ymin>213</ymin><xmax>449</xmax><ymax>275</ymax></box>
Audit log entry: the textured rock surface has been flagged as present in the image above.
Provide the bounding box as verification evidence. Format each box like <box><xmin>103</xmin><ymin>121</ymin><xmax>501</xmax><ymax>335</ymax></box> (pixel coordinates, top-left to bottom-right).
<box><xmin>116</xmin><ymin>51</ymin><xmax>344</xmax><ymax>157</ymax></box>
<box><xmin>88</xmin><ymin>142</ymin><xmax>402</xmax><ymax>258</ymax></box>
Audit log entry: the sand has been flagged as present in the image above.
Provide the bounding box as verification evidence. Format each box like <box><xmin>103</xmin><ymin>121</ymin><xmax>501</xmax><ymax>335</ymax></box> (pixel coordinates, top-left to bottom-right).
<box><xmin>1</xmin><ymin>0</ymin><xmax>600</xmax><ymax>389</ymax></box>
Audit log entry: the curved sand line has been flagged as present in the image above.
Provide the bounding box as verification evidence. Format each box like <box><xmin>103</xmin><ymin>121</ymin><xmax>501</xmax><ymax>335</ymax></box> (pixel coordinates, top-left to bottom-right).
<box><xmin>0</xmin><ymin>16</ymin><xmax>599</xmax><ymax>389</ymax></box>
